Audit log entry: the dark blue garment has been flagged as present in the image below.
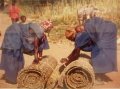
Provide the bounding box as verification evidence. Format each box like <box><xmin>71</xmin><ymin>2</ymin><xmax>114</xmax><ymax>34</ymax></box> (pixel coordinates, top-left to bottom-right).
<box><xmin>19</xmin><ymin>23</ymin><xmax>29</xmax><ymax>38</ymax></box>
<box><xmin>19</xmin><ymin>23</ymin><xmax>34</xmax><ymax>54</ymax></box>
<box><xmin>20</xmin><ymin>23</ymin><xmax>49</xmax><ymax>55</ymax></box>
<box><xmin>0</xmin><ymin>49</ymin><xmax>24</xmax><ymax>83</ymax></box>
<box><xmin>0</xmin><ymin>23</ymin><xmax>24</xmax><ymax>83</ymax></box>
<box><xmin>75</xmin><ymin>32</ymin><xmax>94</xmax><ymax>52</ymax></box>
<box><xmin>38</xmin><ymin>35</ymin><xmax>49</xmax><ymax>51</ymax></box>
<box><xmin>1</xmin><ymin>23</ymin><xmax>22</xmax><ymax>50</ymax></box>
<box><xmin>84</xmin><ymin>17</ymin><xmax>117</xmax><ymax>73</ymax></box>
<box><xmin>29</xmin><ymin>23</ymin><xmax>44</xmax><ymax>39</ymax></box>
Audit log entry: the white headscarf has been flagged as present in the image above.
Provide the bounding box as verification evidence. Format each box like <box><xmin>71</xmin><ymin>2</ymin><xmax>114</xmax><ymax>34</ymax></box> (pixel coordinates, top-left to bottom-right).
<box><xmin>78</xmin><ymin>6</ymin><xmax>101</xmax><ymax>17</ymax></box>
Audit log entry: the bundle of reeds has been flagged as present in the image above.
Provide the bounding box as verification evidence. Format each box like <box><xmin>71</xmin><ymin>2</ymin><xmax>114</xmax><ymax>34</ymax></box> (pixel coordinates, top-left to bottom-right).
<box><xmin>58</xmin><ymin>57</ymin><xmax>95</xmax><ymax>89</ymax></box>
<box><xmin>17</xmin><ymin>55</ymin><xmax>58</xmax><ymax>89</ymax></box>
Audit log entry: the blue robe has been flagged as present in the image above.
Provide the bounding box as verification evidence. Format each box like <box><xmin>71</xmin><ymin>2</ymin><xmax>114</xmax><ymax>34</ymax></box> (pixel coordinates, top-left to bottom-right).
<box><xmin>84</xmin><ymin>17</ymin><xmax>117</xmax><ymax>73</ymax></box>
<box><xmin>75</xmin><ymin>17</ymin><xmax>117</xmax><ymax>73</ymax></box>
<box><xmin>28</xmin><ymin>23</ymin><xmax>49</xmax><ymax>51</ymax></box>
<box><xmin>20</xmin><ymin>23</ymin><xmax>49</xmax><ymax>55</ymax></box>
<box><xmin>0</xmin><ymin>23</ymin><xmax>24</xmax><ymax>83</ymax></box>
<box><xmin>19</xmin><ymin>23</ymin><xmax>34</xmax><ymax>54</ymax></box>
<box><xmin>75</xmin><ymin>32</ymin><xmax>94</xmax><ymax>52</ymax></box>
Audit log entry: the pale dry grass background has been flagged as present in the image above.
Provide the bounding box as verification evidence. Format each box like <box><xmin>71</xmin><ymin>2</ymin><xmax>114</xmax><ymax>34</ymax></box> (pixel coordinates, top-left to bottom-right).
<box><xmin>19</xmin><ymin>0</ymin><xmax>120</xmax><ymax>42</ymax></box>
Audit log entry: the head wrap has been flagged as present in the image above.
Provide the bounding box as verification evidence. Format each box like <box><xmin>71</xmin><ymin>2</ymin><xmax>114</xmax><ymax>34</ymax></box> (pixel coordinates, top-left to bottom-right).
<box><xmin>78</xmin><ymin>6</ymin><xmax>100</xmax><ymax>17</ymax></box>
<box><xmin>65</xmin><ymin>27</ymin><xmax>76</xmax><ymax>39</ymax></box>
<box><xmin>40</xmin><ymin>20</ymin><xmax>53</xmax><ymax>30</ymax></box>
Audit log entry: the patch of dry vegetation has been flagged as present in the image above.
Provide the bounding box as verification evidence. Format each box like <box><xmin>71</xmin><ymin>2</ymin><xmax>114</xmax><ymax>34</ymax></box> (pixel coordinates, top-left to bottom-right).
<box><xmin>19</xmin><ymin>0</ymin><xmax>120</xmax><ymax>42</ymax></box>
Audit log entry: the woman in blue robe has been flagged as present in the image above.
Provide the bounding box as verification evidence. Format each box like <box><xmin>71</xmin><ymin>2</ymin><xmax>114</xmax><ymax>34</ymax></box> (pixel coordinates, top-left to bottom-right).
<box><xmin>0</xmin><ymin>22</ymin><xmax>24</xmax><ymax>84</ymax></box>
<box><xmin>59</xmin><ymin>17</ymin><xmax>117</xmax><ymax>77</ymax></box>
<box><xmin>20</xmin><ymin>22</ymin><xmax>50</xmax><ymax>63</ymax></box>
<box><xmin>19</xmin><ymin>16</ymin><xmax>51</xmax><ymax>62</ymax></box>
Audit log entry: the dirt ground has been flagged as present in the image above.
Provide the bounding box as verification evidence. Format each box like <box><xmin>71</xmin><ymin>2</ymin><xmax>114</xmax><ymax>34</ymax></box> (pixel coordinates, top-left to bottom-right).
<box><xmin>0</xmin><ymin>12</ymin><xmax>120</xmax><ymax>89</ymax></box>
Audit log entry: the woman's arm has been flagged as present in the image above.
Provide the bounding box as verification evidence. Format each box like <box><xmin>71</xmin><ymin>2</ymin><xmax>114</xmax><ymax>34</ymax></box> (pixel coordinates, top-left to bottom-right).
<box><xmin>59</xmin><ymin>48</ymin><xmax>80</xmax><ymax>73</ymax></box>
<box><xmin>61</xmin><ymin>48</ymin><xmax>80</xmax><ymax>66</ymax></box>
<box><xmin>33</xmin><ymin>36</ymin><xmax>39</xmax><ymax>63</ymax></box>
<box><xmin>66</xmin><ymin>48</ymin><xmax>80</xmax><ymax>65</ymax></box>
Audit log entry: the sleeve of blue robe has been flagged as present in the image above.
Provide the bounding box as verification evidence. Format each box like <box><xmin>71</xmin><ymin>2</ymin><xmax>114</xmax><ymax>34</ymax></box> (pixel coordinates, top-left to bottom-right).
<box><xmin>38</xmin><ymin>36</ymin><xmax>49</xmax><ymax>52</ymax></box>
<box><xmin>75</xmin><ymin>32</ymin><xmax>94</xmax><ymax>52</ymax></box>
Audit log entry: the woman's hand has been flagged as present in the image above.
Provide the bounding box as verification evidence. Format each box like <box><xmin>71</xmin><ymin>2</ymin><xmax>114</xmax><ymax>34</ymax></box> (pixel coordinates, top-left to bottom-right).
<box><xmin>32</xmin><ymin>57</ymin><xmax>42</xmax><ymax>64</ymax></box>
<box><xmin>32</xmin><ymin>59</ymin><xmax>39</xmax><ymax>64</ymax></box>
<box><xmin>60</xmin><ymin>58</ymin><xmax>68</xmax><ymax>64</ymax></box>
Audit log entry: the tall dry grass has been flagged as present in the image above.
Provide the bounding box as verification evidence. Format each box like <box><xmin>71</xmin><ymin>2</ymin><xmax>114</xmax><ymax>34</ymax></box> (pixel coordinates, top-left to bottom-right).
<box><xmin>19</xmin><ymin>0</ymin><xmax>120</xmax><ymax>41</ymax></box>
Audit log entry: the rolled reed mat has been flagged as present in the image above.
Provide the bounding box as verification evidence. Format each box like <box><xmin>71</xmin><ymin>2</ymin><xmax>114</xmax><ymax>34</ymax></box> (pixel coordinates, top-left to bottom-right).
<box><xmin>45</xmin><ymin>65</ymin><xmax>61</xmax><ymax>89</ymax></box>
<box><xmin>17</xmin><ymin>55</ymin><xmax>58</xmax><ymax>89</ymax></box>
<box><xmin>58</xmin><ymin>57</ymin><xmax>95</xmax><ymax>89</ymax></box>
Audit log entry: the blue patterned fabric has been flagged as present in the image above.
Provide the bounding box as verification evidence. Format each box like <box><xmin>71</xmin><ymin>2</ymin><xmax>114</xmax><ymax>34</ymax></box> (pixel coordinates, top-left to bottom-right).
<box><xmin>84</xmin><ymin>17</ymin><xmax>117</xmax><ymax>73</ymax></box>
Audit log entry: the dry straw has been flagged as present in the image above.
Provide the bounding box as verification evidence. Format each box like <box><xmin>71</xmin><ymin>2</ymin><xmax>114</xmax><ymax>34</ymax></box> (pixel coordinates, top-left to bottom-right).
<box><xmin>17</xmin><ymin>55</ymin><xmax>58</xmax><ymax>89</ymax></box>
